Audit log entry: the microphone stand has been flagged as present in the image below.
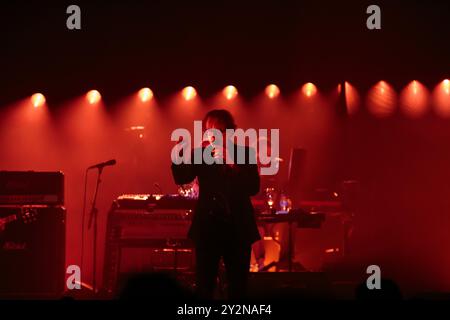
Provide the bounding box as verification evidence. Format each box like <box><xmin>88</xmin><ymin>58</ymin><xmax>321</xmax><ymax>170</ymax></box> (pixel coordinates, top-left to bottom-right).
<box><xmin>88</xmin><ymin>166</ymin><xmax>103</xmax><ymax>295</ymax></box>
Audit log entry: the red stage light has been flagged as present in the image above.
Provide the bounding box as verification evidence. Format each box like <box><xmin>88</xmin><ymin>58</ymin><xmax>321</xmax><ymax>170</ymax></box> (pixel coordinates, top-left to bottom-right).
<box><xmin>223</xmin><ymin>85</ymin><xmax>238</xmax><ymax>100</ymax></box>
<box><xmin>182</xmin><ymin>86</ymin><xmax>197</xmax><ymax>101</ymax></box>
<box><xmin>86</xmin><ymin>90</ymin><xmax>101</xmax><ymax>105</ymax></box>
<box><xmin>367</xmin><ymin>81</ymin><xmax>397</xmax><ymax>117</ymax></box>
<box><xmin>400</xmin><ymin>80</ymin><xmax>429</xmax><ymax>118</ymax></box>
<box><xmin>265</xmin><ymin>84</ymin><xmax>280</xmax><ymax>99</ymax></box>
<box><xmin>344</xmin><ymin>82</ymin><xmax>360</xmax><ymax>115</ymax></box>
<box><xmin>444</xmin><ymin>79</ymin><xmax>450</xmax><ymax>95</ymax></box>
<box><xmin>31</xmin><ymin>93</ymin><xmax>45</xmax><ymax>108</ymax></box>
<box><xmin>138</xmin><ymin>88</ymin><xmax>153</xmax><ymax>102</ymax></box>
<box><xmin>302</xmin><ymin>83</ymin><xmax>317</xmax><ymax>97</ymax></box>
<box><xmin>433</xmin><ymin>79</ymin><xmax>450</xmax><ymax>117</ymax></box>
<box><xmin>414</xmin><ymin>80</ymin><xmax>421</xmax><ymax>91</ymax></box>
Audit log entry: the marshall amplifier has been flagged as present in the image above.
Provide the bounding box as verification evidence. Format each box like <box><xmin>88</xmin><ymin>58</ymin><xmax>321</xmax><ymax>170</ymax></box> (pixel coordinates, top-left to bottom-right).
<box><xmin>0</xmin><ymin>205</ymin><xmax>66</xmax><ymax>298</ymax></box>
<box><xmin>0</xmin><ymin>171</ymin><xmax>64</xmax><ymax>206</ymax></box>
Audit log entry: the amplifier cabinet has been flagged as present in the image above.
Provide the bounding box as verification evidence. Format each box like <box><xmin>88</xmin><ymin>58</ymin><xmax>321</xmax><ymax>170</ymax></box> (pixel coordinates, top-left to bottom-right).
<box><xmin>0</xmin><ymin>171</ymin><xmax>64</xmax><ymax>206</ymax></box>
<box><xmin>0</xmin><ymin>206</ymin><xmax>66</xmax><ymax>298</ymax></box>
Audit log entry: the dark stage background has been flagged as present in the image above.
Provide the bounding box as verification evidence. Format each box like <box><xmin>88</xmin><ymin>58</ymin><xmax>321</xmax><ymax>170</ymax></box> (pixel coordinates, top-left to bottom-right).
<box><xmin>0</xmin><ymin>0</ymin><xmax>449</xmax><ymax>297</ymax></box>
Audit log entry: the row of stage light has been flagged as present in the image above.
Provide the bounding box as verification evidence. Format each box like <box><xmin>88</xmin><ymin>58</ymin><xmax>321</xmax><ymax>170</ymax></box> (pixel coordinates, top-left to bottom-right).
<box><xmin>29</xmin><ymin>83</ymin><xmax>314</xmax><ymax>108</ymax></box>
<box><xmin>30</xmin><ymin>80</ymin><xmax>449</xmax><ymax>110</ymax></box>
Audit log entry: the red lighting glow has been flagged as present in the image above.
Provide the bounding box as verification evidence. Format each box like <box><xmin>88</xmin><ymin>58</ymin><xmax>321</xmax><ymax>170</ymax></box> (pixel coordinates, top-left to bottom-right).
<box><xmin>182</xmin><ymin>86</ymin><xmax>197</xmax><ymax>101</ymax></box>
<box><xmin>367</xmin><ymin>81</ymin><xmax>397</xmax><ymax>117</ymax></box>
<box><xmin>400</xmin><ymin>80</ymin><xmax>429</xmax><ymax>117</ymax></box>
<box><xmin>31</xmin><ymin>93</ymin><xmax>46</xmax><ymax>108</ymax></box>
<box><xmin>444</xmin><ymin>79</ymin><xmax>450</xmax><ymax>95</ymax></box>
<box><xmin>223</xmin><ymin>85</ymin><xmax>238</xmax><ymax>100</ymax></box>
<box><xmin>86</xmin><ymin>90</ymin><xmax>101</xmax><ymax>105</ymax></box>
<box><xmin>302</xmin><ymin>83</ymin><xmax>317</xmax><ymax>97</ymax></box>
<box><xmin>138</xmin><ymin>88</ymin><xmax>154</xmax><ymax>102</ymax></box>
<box><xmin>265</xmin><ymin>84</ymin><xmax>280</xmax><ymax>99</ymax></box>
<box><xmin>344</xmin><ymin>82</ymin><xmax>360</xmax><ymax>115</ymax></box>
<box><xmin>433</xmin><ymin>79</ymin><xmax>450</xmax><ymax>117</ymax></box>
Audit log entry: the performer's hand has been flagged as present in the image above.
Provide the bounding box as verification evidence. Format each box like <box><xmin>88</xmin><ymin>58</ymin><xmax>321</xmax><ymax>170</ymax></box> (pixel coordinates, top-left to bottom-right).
<box><xmin>173</xmin><ymin>136</ymin><xmax>187</xmax><ymax>160</ymax></box>
<box><xmin>212</xmin><ymin>147</ymin><xmax>224</xmax><ymax>160</ymax></box>
<box><xmin>214</xmin><ymin>148</ymin><xmax>236</xmax><ymax>169</ymax></box>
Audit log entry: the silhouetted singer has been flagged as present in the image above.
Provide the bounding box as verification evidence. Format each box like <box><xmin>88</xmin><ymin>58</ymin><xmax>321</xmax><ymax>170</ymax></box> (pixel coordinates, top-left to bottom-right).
<box><xmin>171</xmin><ymin>109</ymin><xmax>260</xmax><ymax>299</ymax></box>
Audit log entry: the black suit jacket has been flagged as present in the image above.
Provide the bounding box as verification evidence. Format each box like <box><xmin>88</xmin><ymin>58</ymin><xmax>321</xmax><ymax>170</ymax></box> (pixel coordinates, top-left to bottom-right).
<box><xmin>171</xmin><ymin>144</ymin><xmax>261</xmax><ymax>246</ymax></box>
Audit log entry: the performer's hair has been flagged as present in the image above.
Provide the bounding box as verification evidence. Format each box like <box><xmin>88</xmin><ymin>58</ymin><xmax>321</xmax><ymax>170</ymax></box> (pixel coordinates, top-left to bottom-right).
<box><xmin>203</xmin><ymin>109</ymin><xmax>237</xmax><ymax>130</ymax></box>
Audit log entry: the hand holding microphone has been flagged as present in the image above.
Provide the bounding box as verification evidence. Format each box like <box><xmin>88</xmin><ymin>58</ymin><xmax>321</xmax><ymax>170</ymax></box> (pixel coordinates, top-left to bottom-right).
<box><xmin>204</xmin><ymin>139</ymin><xmax>235</xmax><ymax>167</ymax></box>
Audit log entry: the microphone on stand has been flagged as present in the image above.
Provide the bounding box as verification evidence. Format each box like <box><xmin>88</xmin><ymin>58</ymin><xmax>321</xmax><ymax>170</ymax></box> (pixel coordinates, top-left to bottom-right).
<box><xmin>84</xmin><ymin>159</ymin><xmax>116</xmax><ymax>294</ymax></box>
<box><xmin>87</xmin><ymin>159</ymin><xmax>116</xmax><ymax>230</ymax></box>
<box><xmin>88</xmin><ymin>159</ymin><xmax>117</xmax><ymax>170</ymax></box>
